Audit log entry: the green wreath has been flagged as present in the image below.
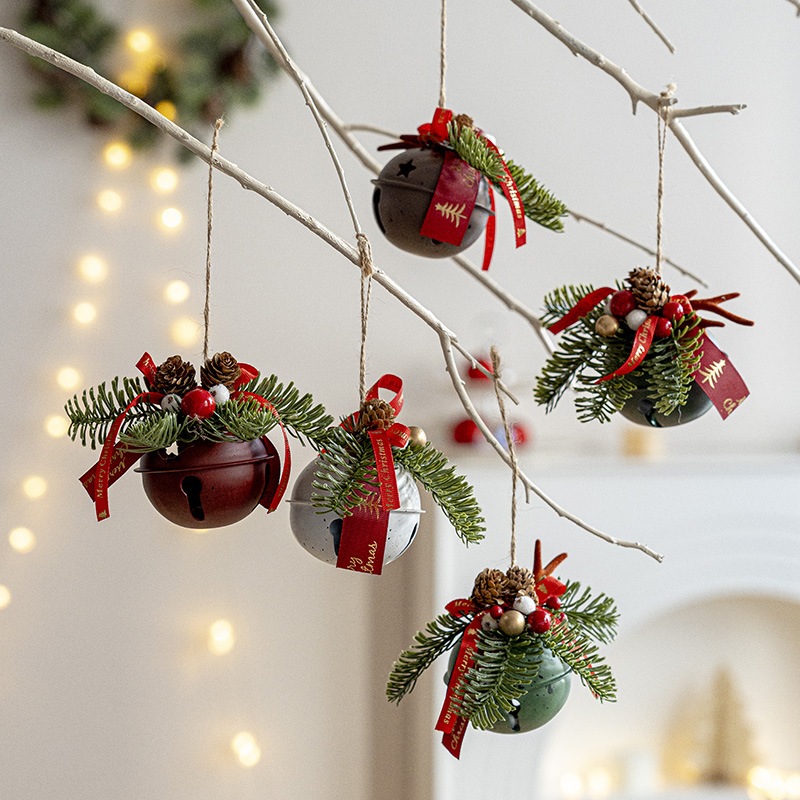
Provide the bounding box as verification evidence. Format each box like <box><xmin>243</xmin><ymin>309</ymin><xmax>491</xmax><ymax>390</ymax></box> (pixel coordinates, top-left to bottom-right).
<box><xmin>21</xmin><ymin>0</ymin><xmax>280</xmax><ymax>158</ymax></box>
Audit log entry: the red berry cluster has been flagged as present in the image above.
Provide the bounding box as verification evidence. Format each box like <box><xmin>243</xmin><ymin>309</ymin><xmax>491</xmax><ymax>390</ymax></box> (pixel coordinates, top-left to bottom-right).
<box><xmin>180</xmin><ymin>388</ymin><xmax>216</xmax><ymax>419</ymax></box>
<box><xmin>606</xmin><ymin>289</ymin><xmax>691</xmax><ymax>339</ymax></box>
<box><xmin>489</xmin><ymin>594</ymin><xmax>564</xmax><ymax>637</ymax></box>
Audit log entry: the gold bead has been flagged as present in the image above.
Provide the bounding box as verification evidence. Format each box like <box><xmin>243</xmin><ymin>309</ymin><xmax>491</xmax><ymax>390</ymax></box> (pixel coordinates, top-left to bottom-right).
<box><xmin>408</xmin><ymin>426</ymin><xmax>427</xmax><ymax>448</ymax></box>
<box><xmin>595</xmin><ymin>314</ymin><xmax>620</xmax><ymax>338</ymax></box>
<box><xmin>498</xmin><ymin>609</ymin><xmax>526</xmax><ymax>636</ymax></box>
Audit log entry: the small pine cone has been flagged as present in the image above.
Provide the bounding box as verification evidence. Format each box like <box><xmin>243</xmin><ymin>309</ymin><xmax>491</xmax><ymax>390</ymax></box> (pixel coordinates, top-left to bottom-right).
<box><xmin>453</xmin><ymin>113</ymin><xmax>474</xmax><ymax>132</ymax></box>
<box><xmin>471</xmin><ymin>568</ymin><xmax>510</xmax><ymax>609</ymax></box>
<box><xmin>627</xmin><ymin>267</ymin><xmax>671</xmax><ymax>313</ymax></box>
<box><xmin>152</xmin><ymin>355</ymin><xmax>197</xmax><ymax>396</ymax></box>
<box><xmin>505</xmin><ymin>566</ymin><xmax>536</xmax><ymax>601</ymax></box>
<box><xmin>357</xmin><ymin>398</ymin><xmax>396</xmax><ymax>432</ymax></box>
<box><xmin>201</xmin><ymin>352</ymin><xmax>241</xmax><ymax>390</ymax></box>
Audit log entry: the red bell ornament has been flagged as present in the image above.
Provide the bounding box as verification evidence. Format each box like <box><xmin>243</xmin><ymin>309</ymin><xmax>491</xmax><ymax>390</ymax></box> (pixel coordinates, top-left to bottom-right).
<box><xmin>137</xmin><ymin>438</ymin><xmax>280</xmax><ymax>528</ymax></box>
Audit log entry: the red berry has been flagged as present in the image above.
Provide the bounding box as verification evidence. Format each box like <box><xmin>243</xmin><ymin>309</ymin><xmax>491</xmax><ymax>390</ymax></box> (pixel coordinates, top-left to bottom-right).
<box><xmin>510</xmin><ymin>422</ymin><xmax>529</xmax><ymax>447</ymax></box>
<box><xmin>609</xmin><ymin>290</ymin><xmax>636</xmax><ymax>318</ymax></box>
<box><xmin>661</xmin><ymin>300</ymin><xmax>685</xmax><ymax>321</ymax></box>
<box><xmin>654</xmin><ymin>317</ymin><xmax>673</xmax><ymax>338</ymax></box>
<box><xmin>452</xmin><ymin>418</ymin><xmax>479</xmax><ymax>444</ymax></box>
<box><xmin>489</xmin><ymin>605</ymin><xmax>505</xmax><ymax>619</ymax></box>
<box><xmin>544</xmin><ymin>595</ymin><xmax>561</xmax><ymax>610</ymax></box>
<box><xmin>527</xmin><ymin>607</ymin><xmax>552</xmax><ymax>634</ymax></box>
<box><xmin>669</xmin><ymin>295</ymin><xmax>693</xmax><ymax>314</ymax></box>
<box><xmin>181</xmin><ymin>388</ymin><xmax>216</xmax><ymax>419</ymax></box>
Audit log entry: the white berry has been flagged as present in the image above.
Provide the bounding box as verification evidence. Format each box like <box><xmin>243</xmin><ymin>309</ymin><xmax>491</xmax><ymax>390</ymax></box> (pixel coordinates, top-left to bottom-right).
<box><xmin>625</xmin><ymin>309</ymin><xmax>648</xmax><ymax>330</ymax></box>
<box><xmin>513</xmin><ymin>595</ymin><xmax>537</xmax><ymax>616</ymax></box>
<box><xmin>481</xmin><ymin>614</ymin><xmax>499</xmax><ymax>632</ymax></box>
<box><xmin>160</xmin><ymin>394</ymin><xmax>182</xmax><ymax>413</ymax></box>
<box><xmin>209</xmin><ymin>384</ymin><xmax>231</xmax><ymax>405</ymax></box>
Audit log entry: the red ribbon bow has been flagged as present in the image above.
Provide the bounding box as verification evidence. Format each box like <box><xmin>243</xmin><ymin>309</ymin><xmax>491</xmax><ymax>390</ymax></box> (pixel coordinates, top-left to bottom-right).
<box><xmin>79</xmin><ymin>353</ymin><xmax>290</xmax><ymax>521</ymax></box>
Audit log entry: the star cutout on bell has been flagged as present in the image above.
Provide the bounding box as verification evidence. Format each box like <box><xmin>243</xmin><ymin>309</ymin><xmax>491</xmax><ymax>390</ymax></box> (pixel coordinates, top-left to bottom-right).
<box><xmin>396</xmin><ymin>159</ymin><xmax>416</xmax><ymax>178</ymax></box>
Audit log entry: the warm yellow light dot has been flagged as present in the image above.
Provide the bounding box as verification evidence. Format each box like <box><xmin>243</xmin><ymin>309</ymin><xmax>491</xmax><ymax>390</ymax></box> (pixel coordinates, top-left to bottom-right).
<box><xmin>560</xmin><ymin>773</ymin><xmax>584</xmax><ymax>800</ymax></box>
<box><xmin>586</xmin><ymin>767</ymin><xmax>612</xmax><ymax>799</ymax></box>
<box><xmin>78</xmin><ymin>254</ymin><xmax>108</xmax><ymax>283</ymax></box>
<box><xmin>0</xmin><ymin>585</ymin><xmax>10</xmax><ymax>610</ymax></box>
<box><xmin>170</xmin><ymin>317</ymin><xmax>200</xmax><ymax>347</ymax></box>
<box><xmin>118</xmin><ymin>71</ymin><xmax>150</xmax><ymax>98</ymax></box>
<box><xmin>155</xmin><ymin>100</ymin><xmax>177</xmax><ymax>121</ymax></box>
<box><xmin>150</xmin><ymin>168</ymin><xmax>178</xmax><ymax>193</ymax></box>
<box><xmin>97</xmin><ymin>189</ymin><xmax>123</xmax><ymax>213</ymax></box>
<box><xmin>750</xmin><ymin>768</ymin><xmax>772</xmax><ymax>790</ymax></box>
<box><xmin>231</xmin><ymin>732</ymin><xmax>261</xmax><ymax>767</ymax></box>
<box><xmin>45</xmin><ymin>414</ymin><xmax>70</xmax><ymax>438</ymax></box>
<box><xmin>164</xmin><ymin>280</ymin><xmax>190</xmax><ymax>304</ymax></box>
<box><xmin>208</xmin><ymin>619</ymin><xmax>235</xmax><ymax>655</ymax></box>
<box><xmin>786</xmin><ymin>773</ymin><xmax>800</xmax><ymax>798</ymax></box>
<box><xmin>127</xmin><ymin>30</ymin><xmax>153</xmax><ymax>54</ymax></box>
<box><xmin>57</xmin><ymin>367</ymin><xmax>81</xmax><ymax>390</ymax></box>
<box><xmin>146</xmin><ymin>54</ymin><xmax>167</xmax><ymax>74</ymax></box>
<box><xmin>103</xmin><ymin>141</ymin><xmax>132</xmax><ymax>169</ymax></box>
<box><xmin>9</xmin><ymin>527</ymin><xmax>36</xmax><ymax>554</ymax></box>
<box><xmin>160</xmin><ymin>208</ymin><xmax>182</xmax><ymax>228</ymax></box>
<box><xmin>73</xmin><ymin>302</ymin><xmax>97</xmax><ymax>325</ymax></box>
<box><xmin>22</xmin><ymin>476</ymin><xmax>47</xmax><ymax>499</ymax></box>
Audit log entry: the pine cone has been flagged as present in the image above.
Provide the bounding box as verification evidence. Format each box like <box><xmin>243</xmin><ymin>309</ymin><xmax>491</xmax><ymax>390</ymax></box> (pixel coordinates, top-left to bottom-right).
<box><xmin>471</xmin><ymin>568</ymin><xmax>509</xmax><ymax>609</ymax></box>
<box><xmin>357</xmin><ymin>398</ymin><xmax>396</xmax><ymax>432</ymax></box>
<box><xmin>627</xmin><ymin>268</ymin><xmax>671</xmax><ymax>313</ymax></box>
<box><xmin>201</xmin><ymin>352</ymin><xmax>241</xmax><ymax>390</ymax></box>
<box><xmin>152</xmin><ymin>355</ymin><xmax>197</xmax><ymax>396</ymax></box>
<box><xmin>505</xmin><ymin>565</ymin><xmax>536</xmax><ymax>601</ymax></box>
<box><xmin>454</xmin><ymin>113</ymin><xmax>474</xmax><ymax>132</ymax></box>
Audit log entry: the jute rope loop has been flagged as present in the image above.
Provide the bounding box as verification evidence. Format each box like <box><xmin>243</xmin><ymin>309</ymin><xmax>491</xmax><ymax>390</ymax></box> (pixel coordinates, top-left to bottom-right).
<box><xmin>203</xmin><ymin>118</ymin><xmax>225</xmax><ymax>362</ymax></box>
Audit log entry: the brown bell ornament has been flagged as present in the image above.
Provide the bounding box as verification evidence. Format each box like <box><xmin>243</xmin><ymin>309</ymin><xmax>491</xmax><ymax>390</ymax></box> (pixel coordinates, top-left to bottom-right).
<box><xmin>372</xmin><ymin>148</ymin><xmax>494</xmax><ymax>258</ymax></box>
<box><xmin>136</xmin><ymin>438</ymin><xmax>279</xmax><ymax>528</ymax></box>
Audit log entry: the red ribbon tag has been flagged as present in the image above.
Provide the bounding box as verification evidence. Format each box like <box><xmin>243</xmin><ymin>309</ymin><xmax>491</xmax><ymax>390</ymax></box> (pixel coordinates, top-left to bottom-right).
<box><xmin>482</xmin><ymin>138</ymin><xmax>526</xmax><ymax>249</ymax></box>
<box><xmin>481</xmin><ymin>186</ymin><xmax>497</xmax><ymax>271</ymax></box>
<box><xmin>442</xmin><ymin>715</ymin><xmax>470</xmax><ymax>760</ymax></box>
<box><xmin>536</xmin><ymin>575</ymin><xmax>567</xmax><ymax>604</ymax></box>
<box><xmin>548</xmin><ymin>287</ymin><xmax>615</xmax><ymax>335</ymax></box>
<box><xmin>336</xmin><ymin>491</ymin><xmax>390</xmax><ymax>575</ymax></box>
<box><xmin>235</xmin><ymin>362</ymin><xmax>259</xmax><ymax>388</ymax></box>
<box><xmin>88</xmin><ymin>390</ymin><xmax>165</xmax><ymax>521</ymax></box>
<box><xmin>692</xmin><ymin>334</ymin><xmax>749</xmax><ymax>419</ymax></box>
<box><xmin>420</xmin><ymin>150</ymin><xmax>482</xmax><ymax>247</ymax></box>
<box><xmin>596</xmin><ymin>315</ymin><xmax>657</xmax><ymax>383</ymax></box>
<box><xmin>136</xmin><ymin>352</ymin><xmax>158</xmax><ymax>384</ymax></box>
<box><xmin>79</xmin><ymin>445</ymin><xmax>144</xmax><ymax>502</ymax></box>
<box><xmin>417</xmin><ymin>107</ymin><xmax>453</xmax><ymax>143</ymax></box>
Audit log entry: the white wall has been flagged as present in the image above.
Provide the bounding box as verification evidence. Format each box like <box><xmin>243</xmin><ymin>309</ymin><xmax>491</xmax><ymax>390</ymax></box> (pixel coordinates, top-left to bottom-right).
<box><xmin>1</xmin><ymin>1</ymin><xmax>799</xmax><ymax>798</ymax></box>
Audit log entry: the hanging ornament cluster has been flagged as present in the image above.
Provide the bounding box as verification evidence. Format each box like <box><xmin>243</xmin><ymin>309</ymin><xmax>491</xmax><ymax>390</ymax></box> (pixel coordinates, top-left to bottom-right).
<box><xmin>66</xmin><ymin>351</ymin><xmax>332</xmax><ymax>527</ymax></box>
<box><xmin>289</xmin><ymin>374</ymin><xmax>485</xmax><ymax>575</ymax></box>
<box><xmin>535</xmin><ymin>268</ymin><xmax>754</xmax><ymax>426</ymax></box>
<box><xmin>386</xmin><ymin>541</ymin><xmax>618</xmax><ymax>758</ymax></box>
<box><xmin>372</xmin><ymin>108</ymin><xmax>567</xmax><ymax>267</ymax></box>
<box><xmin>20</xmin><ymin>0</ymin><xmax>280</xmax><ymax>155</ymax></box>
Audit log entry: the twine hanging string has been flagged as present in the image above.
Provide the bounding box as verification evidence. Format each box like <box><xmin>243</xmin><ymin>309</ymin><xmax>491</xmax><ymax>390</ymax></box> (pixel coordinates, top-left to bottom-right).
<box><xmin>439</xmin><ymin>0</ymin><xmax>447</xmax><ymax>108</ymax></box>
<box><xmin>357</xmin><ymin>233</ymin><xmax>375</xmax><ymax>404</ymax></box>
<box><xmin>203</xmin><ymin>118</ymin><xmax>225</xmax><ymax>362</ymax></box>
<box><xmin>654</xmin><ymin>85</ymin><xmax>674</xmax><ymax>276</ymax></box>
<box><xmin>490</xmin><ymin>346</ymin><xmax>519</xmax><ymax>568</ymax></box>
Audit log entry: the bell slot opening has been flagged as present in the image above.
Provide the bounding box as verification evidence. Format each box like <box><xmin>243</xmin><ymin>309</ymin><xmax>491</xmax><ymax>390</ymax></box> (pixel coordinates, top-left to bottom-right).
<box><xmin>181</xmin><ymin>475</ymin><xmax>205</xmax><ymax>521</ymax></box>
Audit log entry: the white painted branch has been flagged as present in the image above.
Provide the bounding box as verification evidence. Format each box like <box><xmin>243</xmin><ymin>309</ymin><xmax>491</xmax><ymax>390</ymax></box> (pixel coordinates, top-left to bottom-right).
<box><xmin>0</xmin><ymin>26</ymin><xmax>664</xmax><ymax>560</ymax></box>
<box><xmin>440</xmin><ymin>336</ymin><xmax>664</xmax><ymax>562</ymax></box>
<box><xmin>669</xmin><ymin>104</ymin><xmax>746</xmax><ymax>119</ymax></box>
<box><xmin>568</xmin><ymin>210</ymin><xmax>708</xmax><ymax>287</ymax></box>
<box><xmin>787</xmin><ymin>0</ymin><xmax>800</xmax><ymax>16</ymax></box>
<box><xmin>507</xmin><ymin>0</ymin><xmax>800</xmax><ymax>286</ymax></box>
<box><xmin>626</xmin><ymin>0</ymin><xmax>676</xmax><ymax>53</ymax></box>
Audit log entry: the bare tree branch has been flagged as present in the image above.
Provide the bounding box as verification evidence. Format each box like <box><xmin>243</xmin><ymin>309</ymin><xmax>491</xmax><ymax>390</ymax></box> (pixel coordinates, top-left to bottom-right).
<box><xmin>626</xmin><ymin>0</ymin><xmax>676</xmax><ymax>53</ymax></box>
<box><xmin>507</xmin><ymin>0</ymin><xmax>800</xmax><ymax>286</ymax></box>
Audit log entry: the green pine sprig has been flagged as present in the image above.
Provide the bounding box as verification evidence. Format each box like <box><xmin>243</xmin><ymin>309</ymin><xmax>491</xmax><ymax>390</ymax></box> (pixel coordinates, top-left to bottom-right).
<box><xmin>454</xmin><ymin>630</ymin><xmax>545</xmax><ymax>730</ymax></box>
<box><xmin>559</xmin><ymin>581</ymin><xmax>619</xmax><ymax>644</ymax></box>
<box><xmin>447</xmin><ymin>123</ymin><xmax>568</xmax><ymax>231</ymax></box>
<box><xmin>66</xmin><ymin>376</ymin><xmax>151</xmax><ymax>449</ymax></box>
<box><xmin>386</xmin><ymin>610</ymin><xmax>474</xmax><ymax>704</ymax></box>
<box><xmin>66</xmin><ymin>373</ymin><xmax>333</xmax><ymax>452</ymax></box>
<box><xmin>311</xmin><ymin>424</ymin><xmax>485</xmax><ymax>545</ymax></box>
<box><xmin>535</xmin><ymin>283</ymin><xmax>701</xmax><ymax>423</ymax></box>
